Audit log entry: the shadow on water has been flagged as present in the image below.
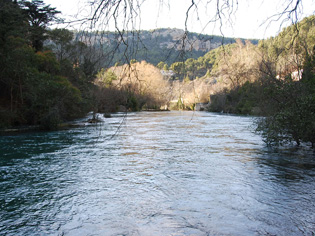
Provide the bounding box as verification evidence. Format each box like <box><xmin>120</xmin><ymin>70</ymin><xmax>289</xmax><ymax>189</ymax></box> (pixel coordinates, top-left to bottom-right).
<box><xmin>0</xmin><ymin>128</ymin><xmax>93</xmax><ymax>235</ymax></box>
<box><xmin>0</xmin><ymin>131</ymin><xmax>75</xmax><ymax>160</ymax></box>
<box><xmin>255</xmin><ymin>145</ymin><xmax>315</xmax><ymax>182</ymax></box>
<box><xmin>246</xmin><ymin>146</ymin><xmax>315</xmax><ymax>236</ymax></box>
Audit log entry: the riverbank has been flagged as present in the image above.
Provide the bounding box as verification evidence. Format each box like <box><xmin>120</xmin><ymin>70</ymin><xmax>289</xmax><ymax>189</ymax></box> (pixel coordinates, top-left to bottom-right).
<box><xmin>0</xmin><ymin>109</ymin><xmax>171</xmax><ymax>135</ymax></box>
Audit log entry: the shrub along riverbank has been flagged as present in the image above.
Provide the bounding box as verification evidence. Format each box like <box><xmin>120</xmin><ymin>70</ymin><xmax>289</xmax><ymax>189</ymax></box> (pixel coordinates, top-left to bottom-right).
<box><xmin>206</xmin><ymin>16</ymin><xmax>315</xmax><ymax>147</ymax></box>
<box><xmin>0</xmin><ymin>1</ymin><xmax>98</xmax><ymax>130</ymax></box>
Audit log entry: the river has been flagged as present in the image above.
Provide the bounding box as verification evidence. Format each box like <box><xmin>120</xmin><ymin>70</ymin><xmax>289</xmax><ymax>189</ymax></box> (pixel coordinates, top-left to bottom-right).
<box><xmin>0</xmin><ymin>111</ymin><xmax>314</xmax><ymax>235</ymax></box>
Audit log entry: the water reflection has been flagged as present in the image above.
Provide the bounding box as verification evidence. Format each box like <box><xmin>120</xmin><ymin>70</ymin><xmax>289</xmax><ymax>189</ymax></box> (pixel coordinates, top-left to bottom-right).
<box><xmin>0</xmin><ymin>111</ymin><xmax>314</xmax><ymax>235</ymax></box>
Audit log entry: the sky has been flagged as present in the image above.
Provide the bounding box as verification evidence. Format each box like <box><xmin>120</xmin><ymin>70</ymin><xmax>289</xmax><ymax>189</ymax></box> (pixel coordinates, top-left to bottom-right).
<box><xmin>44</xmin><ymin>0</ymin><xmax>315</xmax><ymax>39</ymax></box>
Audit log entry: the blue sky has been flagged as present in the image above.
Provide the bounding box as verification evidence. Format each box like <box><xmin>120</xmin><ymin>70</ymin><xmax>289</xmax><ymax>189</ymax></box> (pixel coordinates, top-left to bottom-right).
<box><xmin>45</xmin><ymin>0</ymin><xmax>315</xmax><ymax>39</ymax></box>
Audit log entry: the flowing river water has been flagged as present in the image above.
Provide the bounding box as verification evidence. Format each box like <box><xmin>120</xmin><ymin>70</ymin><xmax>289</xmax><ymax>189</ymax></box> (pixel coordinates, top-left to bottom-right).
<box><xmin>0</xmin><ymin>111</ymin><xmax>314</xmax><ymax>236</ymax></box>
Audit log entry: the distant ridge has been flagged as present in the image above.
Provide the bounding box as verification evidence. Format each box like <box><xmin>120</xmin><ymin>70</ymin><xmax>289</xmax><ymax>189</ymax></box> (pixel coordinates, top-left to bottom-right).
<box><xmin>75</xmin><ymin>28</ymin><xmax>259</xmax><ymax>66</ymax></box>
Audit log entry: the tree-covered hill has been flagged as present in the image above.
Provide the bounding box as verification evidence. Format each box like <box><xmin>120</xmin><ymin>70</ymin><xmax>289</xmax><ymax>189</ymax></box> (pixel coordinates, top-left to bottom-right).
<box><xmin>74</xmin><ymin>28</ymin><xmax>259</xmax><ymax>67</ymax></box>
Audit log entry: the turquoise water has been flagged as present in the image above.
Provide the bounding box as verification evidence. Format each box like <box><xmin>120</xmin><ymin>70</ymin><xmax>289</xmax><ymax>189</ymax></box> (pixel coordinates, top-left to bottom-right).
<box><xmin>0</xmin><ymin>111</ymin><xmax>314</xmax><ymax>235</ymax></box>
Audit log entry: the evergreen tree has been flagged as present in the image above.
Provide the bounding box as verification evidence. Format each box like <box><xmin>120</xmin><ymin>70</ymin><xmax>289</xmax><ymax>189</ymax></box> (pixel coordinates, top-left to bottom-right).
<box><xmin>19</xmin><ymin>0</ymin><xmax>60</xmax><ymax>51</ymax></box>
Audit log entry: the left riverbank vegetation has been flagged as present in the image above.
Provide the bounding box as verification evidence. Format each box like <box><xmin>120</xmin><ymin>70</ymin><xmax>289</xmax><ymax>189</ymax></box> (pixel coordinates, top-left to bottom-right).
<box><xmin>0</xmin><ymin>0</ymin><xmax>101</xmax><ymax>130</ymax></box>
<box><xmin>1</xmin><ymin>0</ymin><xmax>314</xmax><ymax>148</ymax></box>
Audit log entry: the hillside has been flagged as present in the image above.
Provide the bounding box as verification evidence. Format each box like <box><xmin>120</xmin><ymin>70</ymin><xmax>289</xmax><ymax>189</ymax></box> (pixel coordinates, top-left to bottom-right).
<box><xmin>75</xmin><ymin>28</ymin><xmax>258</xmax><ymax>66</ymax></box>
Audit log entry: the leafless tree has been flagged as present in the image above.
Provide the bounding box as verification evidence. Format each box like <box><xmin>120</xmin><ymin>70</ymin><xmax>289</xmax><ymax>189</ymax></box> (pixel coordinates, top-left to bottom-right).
<box><xmin>63</xmin><ymin>0</ymin><xmax>312</xmax><ymax>64</ymax></box>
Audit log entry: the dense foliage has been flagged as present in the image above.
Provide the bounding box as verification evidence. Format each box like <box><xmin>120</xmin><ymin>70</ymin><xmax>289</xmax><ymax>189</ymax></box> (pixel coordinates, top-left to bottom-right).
<box><xmin>0</xmin><ymin>0</ymin><xmax>95</xmax><ymax>129</ymax></box>
<box><xmin>256</xmin><ymin>49</ymin><xmax>315</xmax><ymax>147</ymax></box>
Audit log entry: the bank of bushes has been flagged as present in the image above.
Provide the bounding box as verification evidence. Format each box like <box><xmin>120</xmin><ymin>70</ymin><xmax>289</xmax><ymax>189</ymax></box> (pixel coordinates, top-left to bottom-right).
<box><xmin>207</xmin><ymin>16</ymin><xmax>315</xmax><ymax>147</ymax></box>
<box><xmin>0</xmin><ymin>0</ymin><xmax>96</xmax><ymax>130</ymax></box>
